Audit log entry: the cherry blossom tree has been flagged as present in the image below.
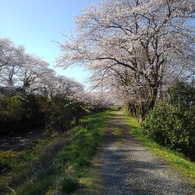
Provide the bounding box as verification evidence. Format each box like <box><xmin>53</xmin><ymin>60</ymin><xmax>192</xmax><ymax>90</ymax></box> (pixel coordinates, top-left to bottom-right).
<box><xmin>0</xmin><ymin>38</ymin><xmax>57</xmax><ymax>94</ymax></box>
<box><xmin>57</xmin><ymin>0</ymin><xmax>195</xmax><ymax>121</ymax></box>
<box><xmin>0</xmin><ymin>38</ymin><xmax>25</xmax><ymax>86</ymax></box>
<box><xmin>18</xmin><ymin>54</ymin><xmax>51</xmax><ymax>93</ymax></box>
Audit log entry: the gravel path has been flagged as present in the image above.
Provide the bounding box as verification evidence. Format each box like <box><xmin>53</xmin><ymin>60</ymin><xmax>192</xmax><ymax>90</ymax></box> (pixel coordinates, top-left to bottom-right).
<box><xmin>73</xmin><ymin>111</ymin><xmax>195</xmax><ymax>195</ymax></box>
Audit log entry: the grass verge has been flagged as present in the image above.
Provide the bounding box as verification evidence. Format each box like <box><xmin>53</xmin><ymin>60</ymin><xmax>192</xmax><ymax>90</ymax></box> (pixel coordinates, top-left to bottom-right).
<box><xmin>123</xmin><ymin>109</ymin><xmax>195</xmax><ymax>188</ymax></box>
<box><xmin>0</xmin><ymin>110</ymin><xmax>111</xmax><ymax>195</ymax></box>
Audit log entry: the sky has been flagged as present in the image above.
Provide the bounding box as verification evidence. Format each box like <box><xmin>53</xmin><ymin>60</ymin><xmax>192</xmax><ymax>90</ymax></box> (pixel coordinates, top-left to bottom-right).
<box><xmin>0</xmin><ymin>0</ymin><xmax>101</xmax><ymax>84</ymax></box>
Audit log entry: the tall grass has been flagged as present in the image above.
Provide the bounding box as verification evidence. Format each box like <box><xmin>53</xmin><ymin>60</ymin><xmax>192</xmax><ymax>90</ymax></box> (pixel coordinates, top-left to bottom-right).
<box><xmin>0</xmin><ymin>110</ymin><xmax>111</xmax><ymax>195</ymax></box>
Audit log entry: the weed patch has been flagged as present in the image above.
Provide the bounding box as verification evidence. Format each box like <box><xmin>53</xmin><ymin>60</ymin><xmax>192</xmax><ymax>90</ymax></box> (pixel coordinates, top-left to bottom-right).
<box><xmin>0</xmin><ymin>111</ymin><xmax>111</xmax><ymax>194</ymax></box>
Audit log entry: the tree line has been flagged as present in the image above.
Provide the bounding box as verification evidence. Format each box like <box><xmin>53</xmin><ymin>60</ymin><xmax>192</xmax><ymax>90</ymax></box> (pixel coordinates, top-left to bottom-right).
<box><xmin>57</xmin><ymin>0</ymin><xmax>195</xmax><ymax>121</ymax></box>
<box><xmin>0</xmin><ymin>38</ymin><xmax>108</xmax><ymax>133</ymax></box>
<box><xmin>56</xmin><ymin>0</ymin><xmax>195</xmax><ymax>159</ymax></box>
<box><xmin>1</xmin><ymin>0</ymin><xmax>195</xmax><ymax>160</ymax></box>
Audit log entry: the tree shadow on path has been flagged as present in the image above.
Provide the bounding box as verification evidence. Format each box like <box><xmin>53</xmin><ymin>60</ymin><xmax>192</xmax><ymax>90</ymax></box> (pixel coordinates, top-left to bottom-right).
<box><xmin>72</xmin><ymin>111</ymin><xmax>194</xmax><ymax>195</ymax></box>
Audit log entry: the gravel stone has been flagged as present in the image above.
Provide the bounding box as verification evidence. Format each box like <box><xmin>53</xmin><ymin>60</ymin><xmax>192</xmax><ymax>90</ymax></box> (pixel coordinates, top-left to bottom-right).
<box><xmin>74</xmin><ymin>111</ymin><xmax>195</xmax><ymax>195</ymax></box>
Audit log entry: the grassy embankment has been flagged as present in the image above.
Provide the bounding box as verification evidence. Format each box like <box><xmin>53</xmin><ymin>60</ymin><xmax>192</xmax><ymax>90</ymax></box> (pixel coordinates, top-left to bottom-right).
<box><xmin>0</xmin><ymin>110</ymin><xmax>112</xmax><ymax>195</ymax></box>
<box><xmin>123</xmin><ymin>108</ymin><xmax>195</xmax><ymax>188</ymax></box>
<box><xmin>1</xmin><ymin>108</ymin><xmax>194</xmax><ymax>194</ymax></box>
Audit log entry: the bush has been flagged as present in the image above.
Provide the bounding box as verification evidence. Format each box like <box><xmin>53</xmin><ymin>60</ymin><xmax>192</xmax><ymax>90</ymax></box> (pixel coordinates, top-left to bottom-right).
<box><xmin>0</xmin><ymin>94</ymin><xmax>45</xmax><ymax>133</ymax></box>
<box><xmin>142</xmin><ymin>81</ymin><xmax>195</xmax><ymax>160</ymax></box>
<box><xmin>45</xmin><ymin>97</ymin><xmax>87</xmax><ymax>132</ymax></box>
<box><xmin>0</xmin><ymin>93</ymin><xmax>88</xmax><ymax>133</ymax></box>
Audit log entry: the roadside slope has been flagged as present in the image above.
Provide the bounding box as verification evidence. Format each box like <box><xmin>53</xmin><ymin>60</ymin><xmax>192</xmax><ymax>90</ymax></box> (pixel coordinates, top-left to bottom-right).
<box><xmin>73</xmin><ymin>111</ymin><xmax>195</xmax><ymax>195</ymax></box>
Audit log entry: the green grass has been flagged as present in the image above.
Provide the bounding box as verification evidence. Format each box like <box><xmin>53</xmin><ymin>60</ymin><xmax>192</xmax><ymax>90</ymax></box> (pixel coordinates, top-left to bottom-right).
<box><xmin>0</xmin><ymin>110</ymin><xmax>111</xmax><ymax>195</ymax></box>
<box><xmin>123</xmin><ymin>108</ymin><xmax>195</xmax><ymax>187</ymax></box>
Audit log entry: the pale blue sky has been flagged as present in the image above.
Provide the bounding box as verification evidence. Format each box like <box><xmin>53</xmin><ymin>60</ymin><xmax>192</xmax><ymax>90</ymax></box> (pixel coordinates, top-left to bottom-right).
<box><xmin>0</xmin><ymin>0</ymin><xmax>101</xmax><ymax>83</ymax></box>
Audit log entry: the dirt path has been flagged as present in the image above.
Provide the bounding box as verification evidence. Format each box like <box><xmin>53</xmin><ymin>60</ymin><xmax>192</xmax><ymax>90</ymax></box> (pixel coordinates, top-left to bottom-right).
<box><xmin>73</xmin><ymin>111</ymin><xmax>195</xmax><ymax>195</ymax></box>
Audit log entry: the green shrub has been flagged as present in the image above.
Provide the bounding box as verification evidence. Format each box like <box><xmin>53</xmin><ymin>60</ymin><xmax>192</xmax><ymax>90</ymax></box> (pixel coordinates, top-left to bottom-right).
<box><xmin>45</xmin><ymin>97</ymin><xmax>87</xmax><ymax>132</ymax></box>
<box><xmin>0</xmin><ymin>93</ymin><xmax>46</xmax><ymax>133</ymax></box>
<box><xmin>166</xmin><ymin>81</ymin><xmax>195</xmax><ymax>110</ymax></box>
<box><xmin>45</xmin><ymin>97</ymin><xmax>74</xmax><ymax>132</ymax></box>
<box><xmin>142</xmin><ymin>81</ymin><xmax>195</xmax><ymax>160</ymax></box>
